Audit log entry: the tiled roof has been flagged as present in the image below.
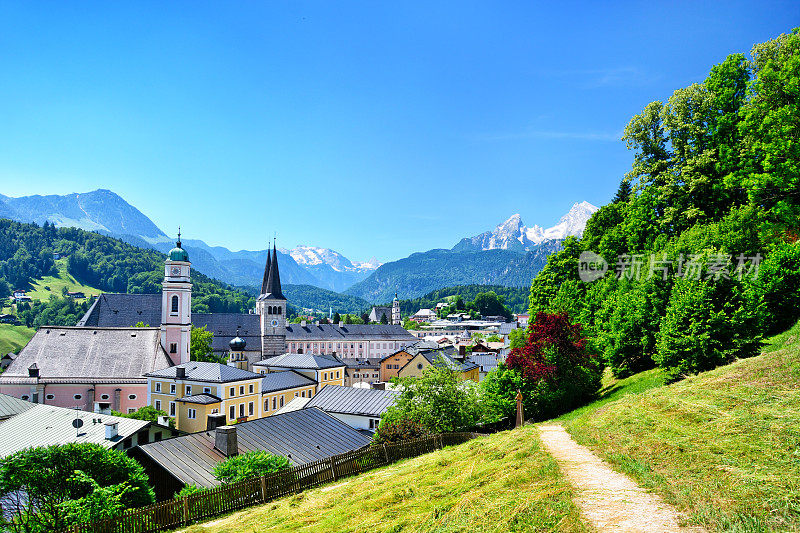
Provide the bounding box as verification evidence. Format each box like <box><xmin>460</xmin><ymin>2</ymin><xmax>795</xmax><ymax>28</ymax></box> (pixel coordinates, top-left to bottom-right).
<box><xmin>260</xmin><ymin>370</ymin><xmax>317</xmax><ymax>393</ymax></box>
<box><xmin>0</xmin><ymin>403</ymin><xmax>150</xmax><ymax>458</ymax></box>
<box><xmin>253</xmin><ymin>352</ymin><xmax>345</xmax><ymax>370</ymax></box>
<box><xmin>176</xmin><ymin>393</ymin><xmax>222</xmax><ymax>405</ymax></box>
<box><xmin>78</xmin><ymin>293</ymin><xmax>162</xmax><ymax>327</ymax></box>
<box><xmin>145</xmin><ymin>362</ymin><xmax>262</xmax><ymax>383</ymax></box>
<box><xmin>0</xmin><ymin>393</ymin><xmax>34</xmax><ymax>421</ymax></box>
<box><xmin>136</xmin><ymin>408</ymin><xmax>371</xmax><ymax>488</ymax></box>
<box><xmin>0</xmin><ymin>327</ymin><xmax>172</xmax><ymax>382</ymax></box>
<box><xmin>284</xmin><ymin>324</ymin><xmax>416</xmax><ymax>341</ymax></box>
<box><xmin>305</xmin><ymin>385</ymin><xmax>398</xmax><ymax>417</ymax></box>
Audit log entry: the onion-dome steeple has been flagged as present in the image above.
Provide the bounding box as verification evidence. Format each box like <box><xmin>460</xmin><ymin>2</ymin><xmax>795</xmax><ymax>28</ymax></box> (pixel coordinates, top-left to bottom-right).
<box><xmin>168</xmin><ymin>228</ymin><xmax>189</xmax><ymax>262</ymax></box>
<box><xmin>229</xmin><ymin>330</ymin><xmax>246</xmax><ymax>351</ymax></box>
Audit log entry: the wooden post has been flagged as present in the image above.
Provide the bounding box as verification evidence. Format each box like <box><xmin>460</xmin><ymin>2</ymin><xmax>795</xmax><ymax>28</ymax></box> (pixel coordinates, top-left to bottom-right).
<box><xmin>182</xmin><ymin>496</ymin><xmax>189</xmax><ymax>525</ymax></box>
<box><xmin>260</xmin><ymin>475</ymin><xmax>267</xmax><ymax>502</ymax></box>
<box><xmin>329</xmin><ymin>457</ymin><xmax>337</xmax><ymax>481</ymax></box>
<box><xmin>382</xmin><ymin>443</ymin><xmax>389</xmax><ymax>463</ymax></box>
<box><xmin>515</xmin><ymin>390</ymin><xmax>524</xmax><ymax>428</ymax></box>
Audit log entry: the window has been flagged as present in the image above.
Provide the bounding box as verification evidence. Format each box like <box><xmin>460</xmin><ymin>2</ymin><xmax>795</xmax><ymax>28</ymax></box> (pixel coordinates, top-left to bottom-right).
<box><xmin>170</xmin><ymin>343</ymin><xmax>177</xmax><ymax>354</ymax></box>
<box><xmin>336</xmin><ymin>371</ymin><xmax>340</xmax><ymax>379</ymax></box>
<box><xmin>417</xmin><ymin>363</ymin><xmax>423</xmax><ymax>370</ymax></box>
<box><xmin>301</xmin><ymin>391</ymin><xmax>306</xmax><ymax>398</ymax></box>
<box><xmin>249</xmin><ymin>384</ymin><xmax>254</xmax><ymax>394</ymax></box>
<box><xmin>169</xmin><ymin>402</ymin><xmax>176</xmax><ymax>416</ymax></box>
<box><xmin>123</xmin><ymin>438</ymin><xmax>132</xmax><ymax>449</ymax></box>
<box><xmin>73</xmin><ymin>394</ymin><xmax>82</xmax><ymax>400</ymax></box>
<box><xmin>264</xmin><ymin>399</ymin><xmax>269</xmax><ymax>411</ymax></box>
<box><xmin>230</xmin><ymin>387</ymin><xmax>235</xmax><ymax>397</ymax></box>
<box><xmin>239</xmin><ymin>385</ymin><xmax>244</xmax><ymax>395</ymax></box>
<box><xmin>248</xmin><ymin>402</ymin><xmax>254</xmax><ymax>416</ymax></box>
<box><xmin>185</xmin><ymin>385</ymin><xmax>192</xmax><ymax>396</ymax></box>
<box><xmin>353</xmin><ymin>373</ymin><xmax>359</xmax><ymax>378</ymax></box>
<box><xmin>170</xmin><ymin>384</ymin><xmax>176</xmax><ymax>395</ymax></box>
<box><xmin>239</xmin><ymin>403</ymin><xmax>245</xmax><ymax>417</ymax></box>
<box><xmin>101</xmin><ymin>394</ymin><xmax>109</xmax><ymax>400</ymax></box>
<box><xmin>294</xmin><ymin>392</ymin><xmax>299</xmax><ymax>397</ymax></box>
<box><xmin>128</xmin><ymin>408</ymin><xmax>136</xmax><ymax>414</ymax></box>
<box><xmin>155</xmin><ymin>382</ymin><xmax>162</xmax><ymax>393</ymax></box>
<box><xmin>128</xmin><ymin>394</ymin><xmax>136</xmax><ymax>400</ymax></box>
<box><xmin>229</xmin><ymin>405</ymin><xmax>235</xmax><ymax>421</ymax></box>
<box><xmin>21</xmin><ymin>395</ymin><xmax>29</xmax><ymax>400</ymax></box>
<box><xmin>171</xmin><ymin>295</ymin><xmax>179</xmax><ymax>313</ymax></box>
<box><xmin>272</xmin><ymin>397</ymin><xmax>277</xmax><ymax>410</ymax></box>
<box><xmin>323</xmin><ymin>372</ymin><xmax>328</xmax><ymax>380</ymax></box>
<box><xmin>46</xmin><ymin>394</ymin><xmax>54</xmax><ymax>400</ymax></box>
<box><xmin>155</xmin><ymin>400</ymin><xmax>161</xmax><ymax>411</ymax></box>
<box><xmin>155</xmin><ymin>431</ymin><xmax>163</xmax><ymax>442</ymax></box>
<box><xmin>204</xmin><ymin>387</ymin><xmax>211</xmax><ymax>394</ymax></box>
<box><xmin>279</xmin><ymin>396</ymin><xmax>284</xmax><ymax>408</ymax></box>
<box><xmin>188</xmin><ymin>408</ymin><xmax>197</xmax><ymax>419</ymax></box>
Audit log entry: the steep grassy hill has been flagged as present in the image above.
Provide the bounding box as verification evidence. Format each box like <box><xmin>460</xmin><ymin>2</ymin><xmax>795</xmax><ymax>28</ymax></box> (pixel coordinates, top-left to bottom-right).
<box><xmin>566</xmin><ymin>320</ymin><xmax>800</xmax><ymax>532</ymax></box>
<box><xmin>0</xmin><ymin>324</ymin><xmax>35</xmax><ymax>356</ymax></box>
<box><xmin>26</xmin><ymin>258</ymin><xmax>102</xmax><ymax>301</ymax></box>
<box><xmin>184</xmin><ymin>425</ymin><xmax>586</xmax><ymax>533</ymax></box>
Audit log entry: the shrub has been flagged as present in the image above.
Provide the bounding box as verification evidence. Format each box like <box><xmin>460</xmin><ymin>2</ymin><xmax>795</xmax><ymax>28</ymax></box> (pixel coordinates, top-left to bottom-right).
<box><xmin>175</xmin><ymin>484</ymin><xmax>206</xmax><ymax>498</ymax></box>
<box><xmin>212</xmin><ymin>451</ymin><xmax>290</xmax><ymax>484</ymax></box>
<box><xmin>373</xmin><ymin>417</ymin><xmax>430</xmax><ymax>445</ymax></box>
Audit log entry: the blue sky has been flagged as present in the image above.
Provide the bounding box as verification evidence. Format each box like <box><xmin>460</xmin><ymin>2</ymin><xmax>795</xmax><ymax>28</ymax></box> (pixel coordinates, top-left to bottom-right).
<box><xmin>0</xmin><ymin>2</ymin><xmax>796</xmax><ymax>262</ymax></box>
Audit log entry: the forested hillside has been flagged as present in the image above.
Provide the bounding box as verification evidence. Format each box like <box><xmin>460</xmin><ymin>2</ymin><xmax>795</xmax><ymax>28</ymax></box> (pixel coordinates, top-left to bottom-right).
<box><xmin>529</xmin><ymin>29</ymin><xmax>800</xmax><ymax>380</ymax></box>
<box><xmin>346</xmin><ymin>243</ymin><xmax>560</xmax><ymax>302</ymax></box>
<box><xmin>0</xmin><ymin>218</ymin><xmax>255</xmax><ymax>324</ymax></box>
<box><xmin>394</xmin><ymin>284</ymin><xmax>529</xmax><ymax>315</ymax></box>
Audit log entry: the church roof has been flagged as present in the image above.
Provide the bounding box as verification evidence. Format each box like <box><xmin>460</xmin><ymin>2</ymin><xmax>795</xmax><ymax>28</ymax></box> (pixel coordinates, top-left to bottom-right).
<box><xmin>78</xmin><ymin>293</ymin><xmax>162</xmax><ymax>328</ymax></box>
<box><xmin>258</xmin><ymin>245</ymin><xmax>284</xmax><ymax>300</ymax></box>
<box><xmin>260</xmin><ymin>250</ymin><xmax>271</xmax><ymax>295</ymax></box>
<box><xmin>192</xmin><ymin>313</ymin><xmax>261</xmax><ymax>353</ymax></box>
<box><xmin>0</xmin><ymin>327</ymin><xmax>172</xmax><ymax>384</ymax></box>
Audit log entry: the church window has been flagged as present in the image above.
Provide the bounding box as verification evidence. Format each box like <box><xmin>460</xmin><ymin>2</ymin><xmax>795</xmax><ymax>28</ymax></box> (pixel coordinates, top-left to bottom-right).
<box><xmin>170</xmin><ymin>343</ymin><xmax>177</xmax><ymax>354</ymax></box>
<box><xmin>129</xmin><ymin>394</ymin><xmax>136</xmax><ymax>400</ymax></box>
<box><xmin>46</xmin><ymin>394</ymin><xmax>54</xmax><ymax>400</ymax></box>
<box><xmin>277</xmin><ymin>306</ymin><xmax>282</xmax><ymax>315</ymax></box>
<box><xmin>101</xmin><ymin>394</ymin><xmax>109</xmax><ymax>400</ymax></box>
<box><xmin>171</xmin><ymin>295</ymin><xmax>179</xmax><ymax>314</ymax></box>
<box><xmin>73</xmin><ymin>394</ymin><xmax>82</xmax><ymax>400</ymax></box>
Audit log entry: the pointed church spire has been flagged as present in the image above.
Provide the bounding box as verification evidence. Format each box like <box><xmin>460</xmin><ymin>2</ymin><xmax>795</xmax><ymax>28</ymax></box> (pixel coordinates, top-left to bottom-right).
<box><xmin>260</xmin><ymin>243</ymin><xmax>272</xmax><ymax>295</ymax></box>
<box><xmin>264</xmin><ymin>243</ymin><xmax>284</xmax><ymax>299</ymax></box>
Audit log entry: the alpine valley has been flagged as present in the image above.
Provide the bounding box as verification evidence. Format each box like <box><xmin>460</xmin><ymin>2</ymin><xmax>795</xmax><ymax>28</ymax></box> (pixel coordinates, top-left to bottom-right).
<box><xmin>0</xmin><ymin>189</ymin><xmax>596</xmax><ymax>304</ymax></box>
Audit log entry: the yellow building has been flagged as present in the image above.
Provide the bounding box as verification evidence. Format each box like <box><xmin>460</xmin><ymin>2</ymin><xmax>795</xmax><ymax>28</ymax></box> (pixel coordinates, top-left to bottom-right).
<box><xmin>260</xmin><ymin>370</ymin><xmax>317</xmax><ymax>416</ymax></box>
<box><xmin>146</xmin><ymin>362</ymin><xmax>263</xmax><ymax>433</ymax></box>
<box><xmin>253</xmin><ymin>353</ymin><xmax>345</xmax><ymax>390</ymax></box>
<box><xmin>397</xmin><ymin>350</ymin><xmax>480</xmax><ymax>382</ymax></box>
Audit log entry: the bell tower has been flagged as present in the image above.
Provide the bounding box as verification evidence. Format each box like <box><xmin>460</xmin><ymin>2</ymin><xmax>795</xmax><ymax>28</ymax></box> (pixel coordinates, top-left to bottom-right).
<box><xmin>256</xmin><ymin>243</ymin><xmax>287</xmax><ymax>358</ymax></box>
<box><xmin>161</xmin><ymin>230</ymin><xmax>192</xmax><ymax>366</ymax></box>
<box><xmin>392</xmin><ymin>293</ymin><xmax>401</xmax><ymax>325</ymax></box>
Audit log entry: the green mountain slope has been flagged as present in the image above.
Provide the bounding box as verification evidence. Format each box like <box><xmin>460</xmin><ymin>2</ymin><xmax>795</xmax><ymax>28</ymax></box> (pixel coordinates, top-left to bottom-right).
<box><xmin>346</xmin><ymin>243</ymin><xmax>560</xmax><ymax>303</ymax></box>
<box><xmin>395</xmin><ymin>284</ymin><xmax>530</xmax><ymax>315</ymax></box>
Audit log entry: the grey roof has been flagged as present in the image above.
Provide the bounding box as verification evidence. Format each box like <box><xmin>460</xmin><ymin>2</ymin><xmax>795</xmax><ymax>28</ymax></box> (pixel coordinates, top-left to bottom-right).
<box><xmin>253</xmin><ymin>352</ymin><xmax>345</xmax><ymax>370</ymax></box>
<box><xmin>497</xmin><ymin>322</ymin><xmax>519</xmax><ymax>336</ymax></box>
<box><xmin>176</xmin><ymin>393</ymin><xmax>222</xmax><ymax>405</ymax></box>
<box><xmin>0</xmin><ymin>403</ymin><xmax>150</xmax><ymax>458</ymax></box>
<box><xmin>260</xmin><ymin>249</ymin><xmax>272</xmax><ymax>295</ymax></box>
<box><xmin>368</xmin><ymin>306</ymin><xmax>391</xmax><ymax>322</ymax></box>
<box><xmin>339</xmin><ymin>357</ymin><xmax>381</xmax><ymax>369</ymax></box>
<box><xmin>0</xmin><ymin>394</ymin><xmax>35</xmax><ymax>421</ymax></box>
<box><xmin>284</xmin><ymin>323</ymin><xmax>416</xmax><ymax>341</ymax></box>
<box><xmin>260</xmin><ymin>370</ymin><xmax>317</xmax><ymax>393</ymax></box>
<box><xmin>380</xmin><ymin>339</ymin><xmax>443</xmax><ymax>362</ymax></box>
<box><xmin>466</xmin><ymin>354</ymin><xmax>501</xmax><ymax>373</ymax></box>
<box><xmin>275</xmin><ymin>396</ymin><xmax>309</xmax><ymax>414</ymax></box>
<box><xmin>136</xmin><ymin>408</ymin><xmax>371</xmax><ymax>488</ymax></box>
<box><xmin>145</xmin><ymin>361</ymin><xmax>261</xmax><ymax>383</ymax></box>
<box><xmin>258</xmin><ymin>245</ymin><xmax>284</xmax><ymax>300</ymax></box>
<box><xmin>305</xmin><ymin>385</ymin><xmax>398</xmax><ymax>417</ymax></box>
<box><xmin>78</xmin><ymin>293</ymin><xmax>162</xmax><ymax>328</ymax></box>
<box><xmin>0</xmin><ymin>327</ymin><xmax>172</xmax><ymax>383</ymax></box>
<box><xmin>418</xmin><ymin>349</ymin><xmax>478</xmax><ymax>373</ymax></box>
<box><xmin>191</xmin><ymin>314</ymin><xmax>261</xmax><ymax>353</ymax></box>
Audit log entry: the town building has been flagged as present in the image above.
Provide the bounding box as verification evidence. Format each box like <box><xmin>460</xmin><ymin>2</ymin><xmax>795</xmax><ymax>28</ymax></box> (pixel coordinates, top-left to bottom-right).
<box><xmin>253</xmin><ymin>352</ymin><xmax>345</xmax><ymax>389</ymax></box>
<box><xmin>0</xmin><ymin>399</ymin><xmax>176</xmax><ymax>458</ymax></box>
<box><xmin>131</xmin><ymin>408</ymin><xmax>371</xmax><ymax>500</ymax></box>
<box><xmin>144</xmin><ymin>361</ymin><xmax>264</xmax><ymax>433</ymax></box>
<box><xmin>0</xmin><ymin>393</ymin><xmax>34</xmax><ymax>422</ymax></box>
<box><xmin>410</xmin><ymin>308</ymin><xmax>437</xmax><ymax>323</ymax></box>
<box><xmin>379</xmin><ymin>340</ymin><xmax>450</xmax><ymax>382</ymax></box>
<box><xmin>368</xmin><ymin>296</ymin><xmax>400</xmax><ymax>325</ymax></box>
<box><xmin>300</xmin><ymin>385</ymin><xmax>398</xmax><ymax>432</ymax></box>
<box><xmin>464</xmin><ymin>354</ymin><xmax>503</xmax><ymax>381</ymax></box>
<box><xmin>0</xmin><ymin>326</ymin><xmax>172</xmax><ymax>412</ymax></box>
<box><xmin>397</xmin><ymin>349</ymin><xmax>479</xmax><ymax>382</ymax></box>
<box><xmin>260</xmin><ymin>370</ymin><xmax>317</xmax><ymax>416</ymax></box>
<box><xmin>340</xmin><ymin>357</ymin><xmax>381</xmax><ymax>387</ymax></box>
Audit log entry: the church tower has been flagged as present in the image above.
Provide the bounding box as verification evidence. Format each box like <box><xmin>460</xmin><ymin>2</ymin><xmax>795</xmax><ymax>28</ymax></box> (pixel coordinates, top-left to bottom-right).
<box><xmin>392</xmin><ymin>293</ymin><xmax>401</xmax><ymax>325</ymax></box>
<box><xmin>161</xmin><ymin>231</ymin><xmax>192</xmax><ymax>366</ymax></box>
<box><xmin>256</xmin><ymin>243</ymin><xmax>287</xmax><ymax>358</ymax></box>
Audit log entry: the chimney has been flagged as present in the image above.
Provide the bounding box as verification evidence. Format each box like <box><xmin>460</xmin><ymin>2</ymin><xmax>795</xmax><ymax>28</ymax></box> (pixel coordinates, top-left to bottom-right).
<box><xmin>206</xmin><ymin>413</ymin><xmax>227</xmax><ymax>431</ymax></box>
<box><xmin>214</xmin><ymin>426</ymin><xmax>238</xmax><ymax>457</ymax></box>
<box><xmin>175</xmin><ymin>367</ymin><xmax>186</xmax><ymax>379</ymax></box>
<box><xmin>301</xmin><ymin>320</ymin><xmax>307</xmax><ymax>327</ymax></box>
<box><xmin>339</xmin><ymin>321</ymin><xmax>344</xmax><ymax>328</ymax></box>
<box><xmin>28</xmin><ymin>363</ymin><xmax>39</xmax><ymax>378</ymax></box>
<box><xmin>105</xmin><ymin>421</ymin><xmax>119</xmax><ymax>440</ymax></box>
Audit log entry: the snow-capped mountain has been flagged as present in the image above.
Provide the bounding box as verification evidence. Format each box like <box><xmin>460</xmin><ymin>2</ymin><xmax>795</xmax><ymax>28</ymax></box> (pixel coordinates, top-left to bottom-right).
<box><xmin>453</xmin><ymin>201</ymin><xmax>598</xmax><ymax>252</ymax></box>
<box><xmin>286</xmin><ymin>245</ymin><xmax>381</xmax><ymax>273</ymax></box>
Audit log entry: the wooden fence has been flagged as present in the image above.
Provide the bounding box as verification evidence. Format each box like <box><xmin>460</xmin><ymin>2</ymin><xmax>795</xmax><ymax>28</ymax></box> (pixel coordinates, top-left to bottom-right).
<box><xmin>65</xmin><ymin>432</ymin><xmax>480</xmax><ymax>533</ymax></box>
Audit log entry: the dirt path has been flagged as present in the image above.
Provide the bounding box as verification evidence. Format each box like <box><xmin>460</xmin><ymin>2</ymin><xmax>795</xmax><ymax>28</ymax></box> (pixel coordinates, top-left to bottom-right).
<box><xmin>538</xmin><ymin>424</ymin><xmax>704</xmax><ymax>533</ymax></box>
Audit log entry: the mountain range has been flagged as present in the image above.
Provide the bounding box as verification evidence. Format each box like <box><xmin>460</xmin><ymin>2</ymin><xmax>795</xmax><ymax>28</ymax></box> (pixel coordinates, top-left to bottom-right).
<box><xmin>0</xmin><ymin>190</ymin><xmax>597</xmax><ymax>303</ymax></box>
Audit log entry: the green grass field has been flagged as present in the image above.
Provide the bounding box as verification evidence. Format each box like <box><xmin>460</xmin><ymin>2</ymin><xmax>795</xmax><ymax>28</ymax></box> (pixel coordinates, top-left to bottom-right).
<box><xmin>26</xmin><ymin>258</ymin><xmax>101</xmax><ymax>302</ymax></box>
<box><xmin>0</xmin><ymin>323</ymin><xmax>36</xmax><ymax>356</ymax></box>
<box><xmin>565</xmin><ymin>321</ymin><xmax>800</xmax><ymax>532</ymax></box>
<box><xmin>182</xmin><ymin>425</ymin><xmax>587</xmax><ymax>533</ymax></box>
